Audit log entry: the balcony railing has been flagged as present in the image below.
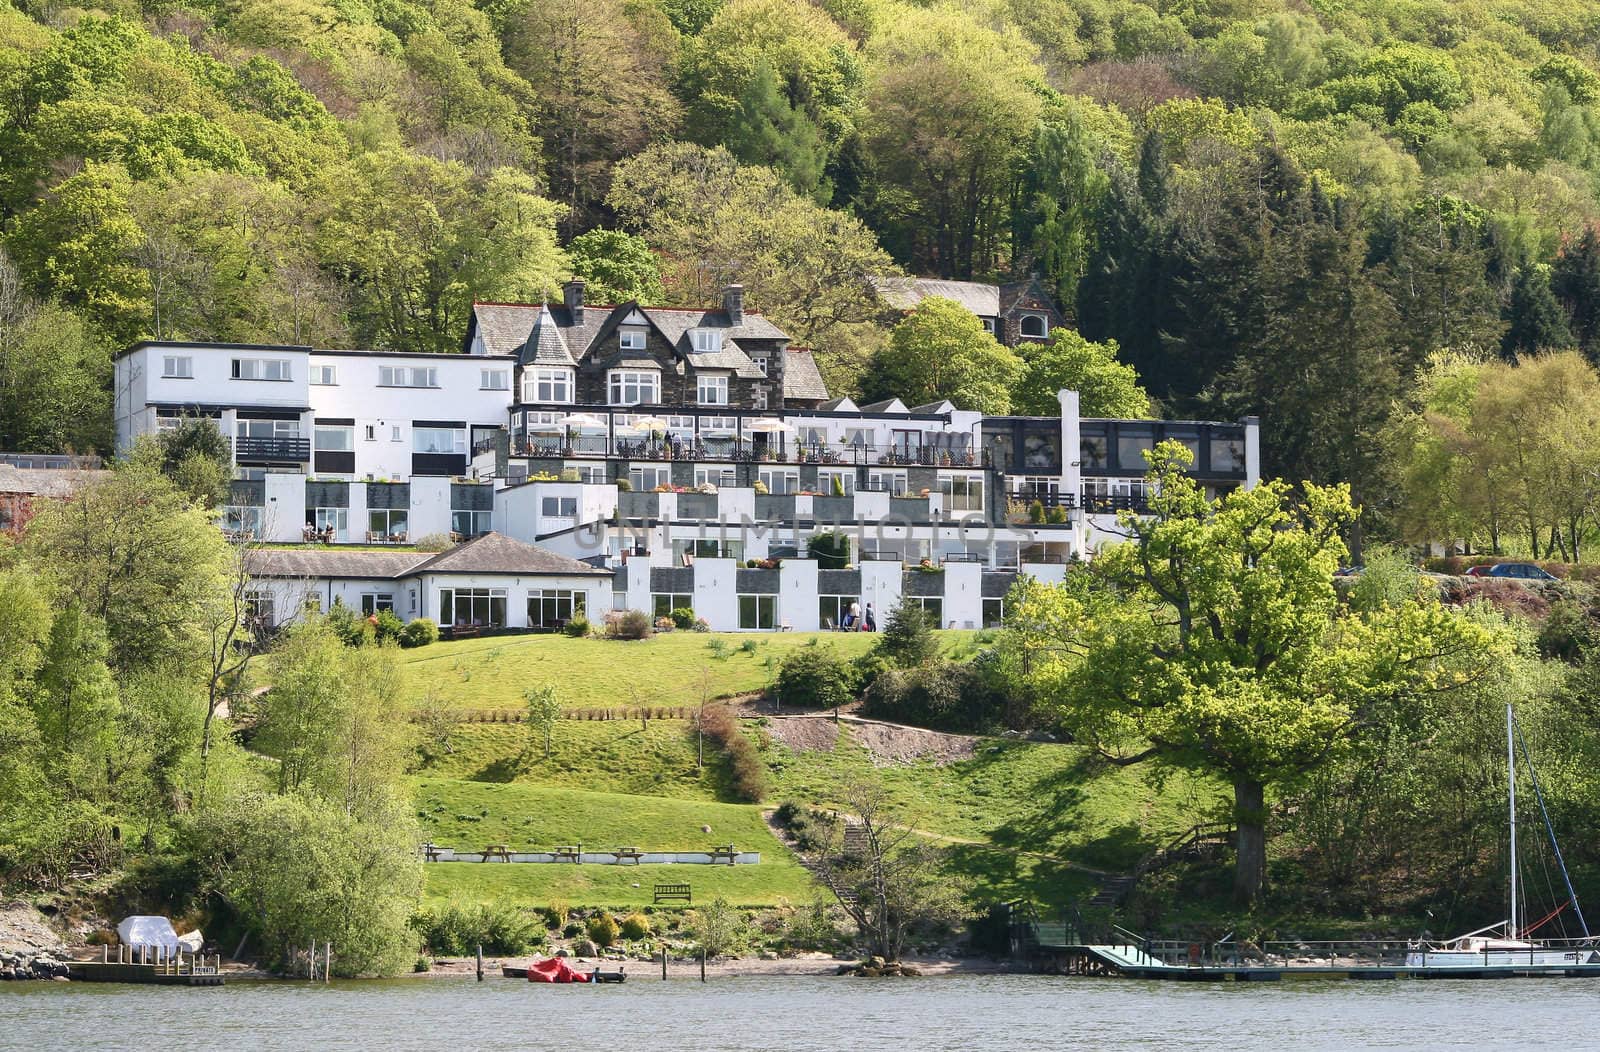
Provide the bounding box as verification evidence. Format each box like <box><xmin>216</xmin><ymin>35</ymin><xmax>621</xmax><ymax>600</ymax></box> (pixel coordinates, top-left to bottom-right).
<box><xmin>510</xmin><ymin>436</ymin><xmax>990</xmax><ymax>468</ymax></box>
<box><xmin>1014</xmin><ymin>490</ymin><xmax>1152</xmax><ymax>515</ymax></box>
<box><xmin>234</xmin><ymin>436</ymin><xmax>310</xmax><ymax>461</ymax></box>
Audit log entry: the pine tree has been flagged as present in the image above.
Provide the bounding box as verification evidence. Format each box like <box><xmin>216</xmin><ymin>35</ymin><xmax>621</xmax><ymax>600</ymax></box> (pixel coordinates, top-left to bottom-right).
<box><xmin>1552</xmin><ymin>226</ymin><xmax>1600</xmax><ymax>358</ymax></box>
<box><xmin>724</xmin><ymin>62</ymin><xmax>830</xmax><ymax>203</ymax></box>
<box><xmin>1502</xmin><ymin>264</ymin><xmax>1573</xmax><ymax>357</ymax></box>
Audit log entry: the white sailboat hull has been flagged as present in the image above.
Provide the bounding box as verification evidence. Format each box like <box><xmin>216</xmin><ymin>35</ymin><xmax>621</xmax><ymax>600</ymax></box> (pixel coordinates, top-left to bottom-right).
<box><xmin>1404</xmin><ymin>948</ymin><xmax>1600</xmax><ymax>968</ymax></box>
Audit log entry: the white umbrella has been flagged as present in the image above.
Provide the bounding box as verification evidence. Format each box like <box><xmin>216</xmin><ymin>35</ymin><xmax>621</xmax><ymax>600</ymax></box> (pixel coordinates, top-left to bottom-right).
<box><xmin>557</xmin><ymin>413</ymin><xmax>606</xmax><ymax>429</ymax></box>
<box><xmin>630</xmin><ymin>415</ymin><xmax>672</xmax><ymax>432</ymax></box>
<box><xmin>744</xmin><ymin>417</ymin><xmax>795</xmax><ymax>433</ymax></box>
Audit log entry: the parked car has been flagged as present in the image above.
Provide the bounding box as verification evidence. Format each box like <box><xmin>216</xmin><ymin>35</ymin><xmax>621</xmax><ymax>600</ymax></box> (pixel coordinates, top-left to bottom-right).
<box><xmin>1462</xmin><ymin>565</ymin><xmax>1492</xmax><ymax>576</ymax></box>
<box><xmin>1475</xmin><ymin>562</ymin><xmax>1559</xmax><ymax>581</ymax></box>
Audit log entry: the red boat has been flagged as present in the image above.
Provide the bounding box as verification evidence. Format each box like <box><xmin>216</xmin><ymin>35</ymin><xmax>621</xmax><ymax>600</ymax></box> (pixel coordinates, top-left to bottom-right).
<box><xmin>526</xmin><ymin>958</ymin><xmax>626</xmax><ymax>984</ymax></box>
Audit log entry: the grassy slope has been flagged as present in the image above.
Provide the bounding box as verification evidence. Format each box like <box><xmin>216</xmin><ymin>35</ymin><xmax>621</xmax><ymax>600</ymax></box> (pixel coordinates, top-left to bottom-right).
<box><xmin>415</xmin><ymin>778</ymin><xmax>816</xmax><ymax>907</ymax></box>
<box><xmin>400</xmin><ymin>631</ymin><xmax>979</xmax><ymax>712</ymax></box>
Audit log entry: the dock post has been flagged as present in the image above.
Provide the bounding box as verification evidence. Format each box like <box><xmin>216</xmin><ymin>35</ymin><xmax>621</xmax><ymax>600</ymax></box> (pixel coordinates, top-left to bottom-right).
<box><xmin>309</xmin><ymin>940</ymin><xmax>316</xmax><ymax>981</ymax></box>
<box><xmin>476</xmin><ymin>944</ymin><xmax>484</xmax><ymax>982</ymax></box>
<box><xmin>325</xmin><ymin>942</ymin><xmax>331</xmax><ymax>983</ymax></box>
<box><xmin>102</xmin><ymin>945</ymin><xmax>108</xmax><ymax>963</ymax></box>
<box><xmin>661</xmin><ymin>949</ymin><xmax>667</xmax><ymax>980</ymax></box>
<box><xmin>700</xmin><ymin>948</ymin><xmax>706</xmax><ymax>983</ymax></box>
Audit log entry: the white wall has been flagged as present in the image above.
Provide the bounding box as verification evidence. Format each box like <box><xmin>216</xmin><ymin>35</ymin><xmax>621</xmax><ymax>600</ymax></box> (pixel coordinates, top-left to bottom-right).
<box><xmin>418</xmin><ymin>572</ymin><xmax>609</xmax><ymax>629</ymax></box>
<box><xmin>692</xmin><ymin>558</ymin><xmax>739</xmax><ymax>630</ymax></box>
<box><xmin>779</xmin><ymin>559</ymin><xmax>819</xmax><ymax>631</ymax></box>
<box><xmin>941</xmin><ymin>561</ymin><xmax>983</xmax><ymax>629</ymax></box>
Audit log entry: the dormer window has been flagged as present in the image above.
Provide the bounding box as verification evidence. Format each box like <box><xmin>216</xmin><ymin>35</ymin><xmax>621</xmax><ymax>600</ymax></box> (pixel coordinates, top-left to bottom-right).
<box><xmin>1020</xmin><ymin>314</ymin><xmax>1048</xmax><ymax>339</ymax></box>
<box><xmin>619</xmin><ymin>328</ymin><xmax>646</xmax><ymax>351</ymax></box>
<box><xmin>524</xmin><ymin>367</ymin><xmax>573</xmax><ymax>404</ymax></box>
<box><xmin>691</xmin><ymin>329</ymin><xmax>722</xmax><ymax>353</ymax></box>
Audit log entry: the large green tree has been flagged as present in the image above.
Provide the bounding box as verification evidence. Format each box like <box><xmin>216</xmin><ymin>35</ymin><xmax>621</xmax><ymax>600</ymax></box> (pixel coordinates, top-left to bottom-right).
<box><xmin>865</xmin><ymin>297</ymin><xmax>1021</xmax><ymax>413</ymax></box>
<box><xmin>1011</xmin><ymin>328</ymin><xmax>1148</xmax><ymax>417</ymax></box>
<box><xmin>1005</xmin><ymin>444</ymin><xmax>1500</xmax><ymax>902</ymax></box>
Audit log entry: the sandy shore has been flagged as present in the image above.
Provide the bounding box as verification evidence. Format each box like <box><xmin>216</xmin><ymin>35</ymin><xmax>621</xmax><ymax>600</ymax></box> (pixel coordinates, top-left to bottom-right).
<box><xmin>425</xmin><ymin>953</ymin><xmax>1024</xmax><ymax>979</ymax></box>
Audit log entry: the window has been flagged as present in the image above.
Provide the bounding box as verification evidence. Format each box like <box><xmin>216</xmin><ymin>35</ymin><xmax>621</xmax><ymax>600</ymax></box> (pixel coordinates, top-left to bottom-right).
<box><xmin>413</xmin><ymin>426</ymin><xmax>466</xmax><ymax>454</ymax></box>
<box><xmin>609</xmin><ymin>370</ymin><xmax>659</xmax><ymax>406</ymax></box>
<box><xmin>1019</xmin><ymin>314</ymin><xmax>1048</xmax><ymax>338</ymax></box>
<box><xmin>367</xmin><ymin>508</ymin><xmax>409</xmax><ymax>541</ymax></box>
<box><xmin>939</xmin><ymin>475</ymin><xmax>984</xmax><ymax>512</ymax></box>
<box><xmin>691</xmin><ymin>329</ymin><xmax>722</xmax><ymax>353</ymax></box>
<box><xmin>572</xmin><ymin>464</ymin><xmax>606</xmax><ymax>484</ymax></box>
<box><xmin>1020</xmin><ymin>476</ymin><xmax>1059</xmax><ymax>498</ymax></box>
<box><xmin>364</xmin><ymin>425</ymin><xmax>376</xmax><ymax>441</ymax></box>
<box><xmin>980</xmin><ymin>317</ymin><xmax>995</xmax><ymax>334</ymax></box>
<box><xmin>1211</xmin><ymin>436</ymin><xmax>1246</xmax><ymax>473</ymax></box>
<box><xmin>738</xmin><ymin>594</ymin><xmax>776</xmax><ymax>630</ymax></box>
<box><xmin>819</xmin><ymin>470</ymin><xmax>854</xmax><ymax>496</ymax></box>
<box><xmin>982</xmin><ymin>598</ymin><xmax>1004</xmax><ymax>627</ymax></box>
<box><xmin>309</xmin><ymin>507</ymin><xmax>348</xmax><ymax>539</ymax></box>
<box><xmin>223</xmin><ymin>506</ymin><xmax>264</xmax><ymax>536</ymax></box>
<box><xmin>243</xmin><ymin>591</ymin><xmax>275</xmax><ymax>626</ymax></box>
<box><xmin>379</xmin><ymin>365</ymin><xmax>438</xmax><ymax>388</ymax></box>
<box><xmin>311</xmin><ymin>365</ymin><xmax>337</xmax><ymax>385</ymax></box>
<box><xmin>868</xmin><ymin>470</ymin><xmax>907</xmax><ymax>495</ymax></box>
<box><xmin>843</xmin><ymin>428</ymin><xmax>872</xmax><ymax>449</ymax></box>
<box><xmin>904</xmin><ymin>596</ymin><xmax>943</xmax><ymax>625</ymax></box>
<box><xmin>232</xmin><ymin>358</ymin><xmax>292</xmax><ymax>381</ymax></box>
<box><xmin>314</xmin><ymin>423</ymin><xmax>353</xmax><ymax>452</ymax></box>
<box><xmin>695</xmin><ymin>467</ymin><xmax>737</xmax><ymax>488</ymax></box>
<box><xmin>542</xmin><ymin>496</ymin><xmax>578</xmax><ymax>517</ymax></box>
<box><xmin>1079</xmin><ymin>435</ymin><xmax>1109</xmax><ymax>470</ymax></box>
<box><xmin>753</xmin><ymin>386</ymin><xmax>768</xmax><ymax>410</ymax></box>
<box><xmin>652</xmin><ymin>593</ymin><xmax>693</xmax><ymax>618</ymax></box>
<box><xmin>236</xmin><ymin>417</ymin><xmax>300</xmax><ymax>441</ymax></box>
<box><xmin>162</xmin><ymin>355</ymin><xmax>193</xmax><ymax>378</ymax></box>
<box><xmin>818</xmin><ymin>595</ymin><xmax>858</xmax><ymax>629</ymax></box>
<box><xmin>1117</xmin><ymin>433</ymin><xmax>1154</xmax><ymax>472</ymax></box>
<box><xmin>752</xmin><ymin>356</ymin><xmax>768</xmax><ymax>376</ymax></box>
<box><xmin>525</xmin><ymin>368</ymin><xmax>573</xmax><ymax>403</ymax></box>
<box><xmin>529</xmin><ymin>589</ymin><xmax>585</xmax><ymax>628</ymax></box>
<box><xmin>697</xmin><ymin>373</ymin><xmax>729</xmax><ymax>405</ymax></box>
<box><xmin>392</xmin><ymin>425</ymin><xmax>403</xmax><ymax>442</ymax></box>
<box><xmin>438</xmin><ymin>588</ymin><xmax>506</xmax><ymax>629</ymax></box>
<box><xmin>360</xmin><ymin>593</ymin><xmax>395</xmax><ymax>615</ymax></box>
<box><xmin>673</xmin><ymin>538</ymin><xmax>740</xmax><ymax>562</ymax></box>
<box><xmin>481</xmin><ymin>369</ymin><xmax>510</xmax><ymax>391</ymax></box>
<box><xmin>619</xmin><ymin>328</ymin><xmax>646</xmax><ymax>351</ymax></box>
<box><xmin>451</xmin><ymin>509</ymin><xmax>491</xmax><ymax>536</ymax></box>
<box><xmin>759</xmin><ymin>469</ymin><xmax>799</xmax><ymax>495</ymax></box>
<box><xmin>629</xmin><ymin>465</ymin><xmax>670</xmax><ymax>491</ymax></box>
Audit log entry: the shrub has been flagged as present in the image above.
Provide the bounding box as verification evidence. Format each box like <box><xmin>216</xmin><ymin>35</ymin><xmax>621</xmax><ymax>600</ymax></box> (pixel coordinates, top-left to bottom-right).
<box><xmin>807</xmin><ymin>530</ymin><xmax>851</xmax><ymax>568</ymax></box>
<box><xmin>619</xmin><ymin>912</ymin><xmax>652</xmax><ymax>941</ymax></box>
<box><xmin>1028</xmin><ymin>500</ymin><xmax>1046</xmax><ymax>523</ymax></box>
<box><xmin>1046</xmin><ymin>505</ymin><xmax>1068</xmax><ymax>524</ymax></box>
<box><xmin>831</xmin><ymin>473</ymin><xmax>846</xmax><ymax>497</ymax></box>
<box><xmin>607</xmin><ymin>609</ymin><xmax>653</xmax><ymax>640</ymax></box>
<box><xmin>688</xmin><ymin>898</ymin><xmax>746</xmax><ymax>956</ymax></box>
<box><xmin>670</xmin><ymin>606</ymin><xmax>696</xmax><ymax>630</ymax></box>
<box><xmin>1539</xmin><ymin>599</ymin><xmax>1598</xmax><ymax>663</ymax></box>
<box><xmin>544</xmin><ymin>901</ymin><xmax>570</xmax><ymax>930</ymax></box>
<box><xmin>876</xmin><ymin>604</ymin><xmax>939</xmax><ymax>667</ymax></box>
<box><xmin>739</xmin><ymin>638</ymin><xmax>758</xmax><ymax>654</ymax></box>
<box><xmin>325</xmin><ymin>601</ymin><xmax>373</xmax><ymax>647</ymax></box>
<box><xmin>776</xmin><ymin>644</ymin><xmax>858</xmax><ymax>709</ymax></box>
<box><xmin>753</xmin><ymin>479</ymin><xmax>769</xmax><ymax>494</ymax></box>
<box><xmin>559</xmin><ymin>467</ymin><xmax>581</xmax><ymax>482</ymax></box>
<box><xmin>413</xmin><ymin>900</ymin><xmax>544</xmax><ymax>957</ymax></box>
<box><xmin>586</xmin><ymin>913</ymin><xmax>619</xmax><ymax>948</ymax></box>
<box><xmin>655</xmin><ymin>615</ymin><xmax>675</xmax><ymax>631</ymax></box>
<box><xmin>861</xmin><ymin>660</ymin><xmax>1008</xmax><ymax>733</ymax></box>
<box><xmin>616</xmin><ymin>477</ymin><xmax>633</xmax><ymax>492</ymax></box>
<box><xmin>373</xmin><ymin>607</ymin><xmax>405</xmax><ymax>645</ymax></box>
<box><xmin>700</xmin><ymin>705</ymin><xmax>767</xmax><ymax>801</ymax></box>
<box><xmin>563</xmin><ymin>614</ymin><xmax>590</xmax><ymax>638</ymax></box>
<box><xmin>693</xmin><ymin>618</ymin><xmax>711</xmax><ymax>632</ymax></box>
<box><xmin>400</xmin><ymin>618</ymin><xmax>438</xmax><ymax>648</ymax></box>
<box><xmin>414</xmin><ymin>533</ymin><xmax>454</xmax><ymax>552</ymax></box>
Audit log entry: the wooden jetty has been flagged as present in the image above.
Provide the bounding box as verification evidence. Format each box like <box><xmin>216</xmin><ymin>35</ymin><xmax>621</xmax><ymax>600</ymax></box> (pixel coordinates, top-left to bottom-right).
<box><xmin>67</xmin><ymin>948</ymin><xmax>225</xmax><ymax>987</ymax></box>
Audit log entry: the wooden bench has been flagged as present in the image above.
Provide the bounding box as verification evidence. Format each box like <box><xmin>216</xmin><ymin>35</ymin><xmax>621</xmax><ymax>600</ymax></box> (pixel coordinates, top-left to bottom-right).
<box><xmin>448</xmin><ymin>624</ymin><xmax>482</xmax><ymax>640</ymax></box>
<box><xmin>481</xmin><ymin>844</ymin><xmax>511</xmax><ymax>863</ymax></box>
<box><xmin>708</xmin><ymin>844</ymin><xmax>738</xmax><ymax>865</ymax></box>
<box><xmin>551</xmin><ymin>844</ymin><xmax>582</xmax><ymax>863</ymax></box>
<box><xmin>613</xmin><ymin>846</ymin><xmax>643</xmax><ymax>865</ymax></box>
<box><xmin>654</xmin><ymin>883</ymin><xmax>692</xmax><ymax>904</ymax></box>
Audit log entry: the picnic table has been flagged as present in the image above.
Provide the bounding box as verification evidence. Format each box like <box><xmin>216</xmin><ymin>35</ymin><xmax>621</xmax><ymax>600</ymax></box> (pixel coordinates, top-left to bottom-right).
<box><xmin>708</xmin><ymin>843</ymin><xmax>738</xmax><ymax>865</ymax></box>
<box><xmin>552</xmin><ymin>844</ymin><xmax>582</xmax><ymax>863</ymax></box>
<box><xmin>422</xmin><ymin>842</ymin><xmax>443</xmax><ymax>862</ymax></box>
<box><xmin>613</xmin><ymin>846</ymin><xmax>644</xmax><ymax>865</ymax></box>
<box><xmin>481</xmin><ymin>844</ymin><xmax>512</xmax><ymax>862</ymax></box>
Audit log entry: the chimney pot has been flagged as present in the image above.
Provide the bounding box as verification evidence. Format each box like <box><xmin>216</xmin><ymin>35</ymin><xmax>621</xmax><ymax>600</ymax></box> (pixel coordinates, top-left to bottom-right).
<box><xmin>723</xmin><ymin>284</ymin><xmax>744</xmax><ymax>326</ymax></box>
<box><xmin>563</xmin><ymin>279</ymin><xmax>585</xmax><ymax>323</ymax></box>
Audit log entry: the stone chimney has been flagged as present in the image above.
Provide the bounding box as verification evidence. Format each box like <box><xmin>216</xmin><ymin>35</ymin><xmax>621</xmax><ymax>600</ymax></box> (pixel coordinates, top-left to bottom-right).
<box><xmin>563</xmin><ymin>278</ymin><xmax>585</xmax><ymax>324</ymax></box>
<box><xmin>723</xmin><ymin>283</ymin><xmax>744</xmax><ymax>326</ymax></box>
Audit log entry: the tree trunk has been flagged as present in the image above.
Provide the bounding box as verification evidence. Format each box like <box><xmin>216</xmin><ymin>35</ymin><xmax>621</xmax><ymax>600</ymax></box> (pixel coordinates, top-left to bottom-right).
<box><xmin>1233</xmin><ymin>777</ymin><xmax>1267</xmax><ymax>904</ymax></box>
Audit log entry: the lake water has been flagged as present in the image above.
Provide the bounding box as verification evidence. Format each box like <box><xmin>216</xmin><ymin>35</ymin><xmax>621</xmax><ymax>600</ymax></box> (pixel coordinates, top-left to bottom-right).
<box><xmin>2</xmin><ymin>972</ymin><xmax>1592</xmax><ymax>1050</ymax></box>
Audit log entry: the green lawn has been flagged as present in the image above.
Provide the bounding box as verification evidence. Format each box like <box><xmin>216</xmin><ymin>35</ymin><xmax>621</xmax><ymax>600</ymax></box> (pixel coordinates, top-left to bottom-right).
<box><xmin>419</xmin><ymin>722</ymin><xmax>720</xmax><ymax>799</ymax></box>
<box><xmin>414</xmin><ymin>778</ymin><xmax>818</xmax><ymax>907</ymax></box>
<box><xmin>401</xmin><ymin>630</ymin><xmax>980</xmax><ymax>712</ymax></box>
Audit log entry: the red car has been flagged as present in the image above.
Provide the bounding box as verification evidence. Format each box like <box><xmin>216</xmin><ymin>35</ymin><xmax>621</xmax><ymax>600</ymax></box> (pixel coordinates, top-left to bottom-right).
<box><xmin>1463</xmin><ymin>565</ymin><xmax>1491</xmax><ymax>577</ymax></box>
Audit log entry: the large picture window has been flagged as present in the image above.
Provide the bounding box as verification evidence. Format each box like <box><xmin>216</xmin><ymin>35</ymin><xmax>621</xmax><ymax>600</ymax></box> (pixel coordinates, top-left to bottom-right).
<box><xmin>739</xmin><ymin>594</ymin><xmax>776</xmax><ymax>630</ymax></box>
<box><xmin>818</xmin><ymin>595</ymin><xmax>858</xmax><ymax>629</ymax></box>
<box><xmin>361</xmin><ymin>593</ymin><xmax>395</xmax><ymax>615</ymax></box>
<box><xmin>367</xmin><ymin>508</ymin><xmax>408</xmax><ymax>542</ymax></box>
<box><xmin>439</xmin><ymin>588</ymin><xmax>506</xmax><ymax>629</ymax></box>
<box><xmin>904</xmin><ymin>596</ymin><xmax>942</xmax><ymax>626</ymax></box>
<box><xmin>652</xmin><ymin>593</ymin><xmax>694</xmax><ymax>617</ymax></box>
<box><xmin>529</xmin><ymin>589</ymin><xmax>585</xmax><ymax>628</ymax></box>
<box><xmin>939</xmin><ymin>474</ymin><xmax>984</xmax><ymax>511</ymax></box>
<box><xmin>413</xmin><ymin>426</ymin><xmax>466</xmax><ymax>454</ymax></box>
<box><xmin>525</xmin><ymin>368</ymin><xmax>573</xmax><ymax>403</ymax></box>
<box><xmin>314</xmin><ymin>423</ymin><xmax>353</xmax><ymax>452</ymax></box>
<box><xmin>609</xmin><ymin>370</ymin><xmax>659</xmax><ymax>406</ymax></box>
<box><xmin>231</xmin><ymin>358</ymin><xmax>291</xmax><ymax>381</ymax></box>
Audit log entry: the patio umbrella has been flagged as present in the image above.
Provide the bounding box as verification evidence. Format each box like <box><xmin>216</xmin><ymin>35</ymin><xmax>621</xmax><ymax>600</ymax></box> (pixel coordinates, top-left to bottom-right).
<box><xmin>556</xmin><ymin>413</ymin><xmax>606</xmax><ymax>429</ymax></box>
<box><xmin>743</xmin><ymin>417</ymin><xmax>794</xmax><ymax>433</ymax></box>
<box><xmin>629</xmin><ymin>415</ymin><xmax>672</xmax><ymax>432</ymax></box>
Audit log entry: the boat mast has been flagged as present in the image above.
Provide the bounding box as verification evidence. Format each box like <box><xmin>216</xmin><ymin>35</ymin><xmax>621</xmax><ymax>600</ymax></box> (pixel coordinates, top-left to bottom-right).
<box><xmin>1508</xmin><ymin>702</ymin><xmax>1518</xmax><ymax>940</ymax></box>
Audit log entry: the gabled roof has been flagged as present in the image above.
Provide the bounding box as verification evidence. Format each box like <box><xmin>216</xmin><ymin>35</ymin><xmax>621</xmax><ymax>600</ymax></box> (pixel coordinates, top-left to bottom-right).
<box><xmin>858</xmin><ymin>397</ymin><xmax>908</xmax><ymax>414</ymax></box>
<box><xmin>870</xmin><ymin>277</ymin><xmax>1001</xmax><ymax>317</ymax></box>
<box><xmin>521</xmin><ymin>304</ymin><xmax>575</xmax><ymax>367</ymax></box>
<box><xmin>782</xmin><ymin>347</ymin><xmax>829</xmax><ymax>401</ymax></box>
<box><xmin>910</xmin><ymin>399</ymin><xmax>955</xmax><ymax>413</ymax></box>
<box><xmin>410</xmin><ymin>531</ymin><xmax>611</xmax><ymax>576</ymax></box>
<box><xmin>817</xmin><ymin>396</ymin><xmax>858</xmax><ymax>412</ymax></box>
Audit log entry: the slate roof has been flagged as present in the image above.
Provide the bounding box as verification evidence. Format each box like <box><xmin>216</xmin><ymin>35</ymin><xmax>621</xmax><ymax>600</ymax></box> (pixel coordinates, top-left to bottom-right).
<box><xmin>910</xmin><ymin>399</ymin><xmax>955</xmax><ymax>414</ymax></box>
<box><xmin>858</xmin><ymin>398</ymin><xmax>908</xmax><ymax>414</ymax></box>
<box><xmin>247</xmin><ymin>533</ymin><xmax>609</xmax><ymax>580</ymax></box>
<box><xmin>0</xmin><ymin>465</ymin><xmax>102</xmax><ymax>497</ymax></box>
<box><xmin>782</xmin><ymin>347</ymin><xmax>829</xmax><ymax>401</ymax></box>
<box><xmin>817</xmin><ymin>396</ymin><xmax>857</xmax><ymax>411</ymax></box>
<box><xmin>870</xmin><ymin>277</ymin><xmax>1001</xmax><ymax>317</ymax></box>
<box><xmin>522</xmin><ymin>305</ymin><xmax>576</xmax><ymax>367</ymax></box>
<box><xmin>410</xmin><ymin>531</ymin><xmax>612</xmax><ymax>576</ymax></box>
<box><xmin>246</xmin><ymin>549</ymin><xmax>427</xmax><ymax>579</ymax></box>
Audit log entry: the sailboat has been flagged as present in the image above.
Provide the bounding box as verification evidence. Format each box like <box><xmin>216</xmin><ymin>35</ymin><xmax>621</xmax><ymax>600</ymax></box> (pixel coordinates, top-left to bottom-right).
<box><xmin>1405</xmin><ymin>704</ymin><xmax>1600</xmax><ymax>969</ymax></box>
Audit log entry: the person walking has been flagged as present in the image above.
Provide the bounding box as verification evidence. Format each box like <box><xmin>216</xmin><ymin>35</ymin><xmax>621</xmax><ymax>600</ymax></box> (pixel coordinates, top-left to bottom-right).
<box><xmin>863</xmin><ymin>603</ymin><xmax>876</xmax><ymax>632</ymax></box>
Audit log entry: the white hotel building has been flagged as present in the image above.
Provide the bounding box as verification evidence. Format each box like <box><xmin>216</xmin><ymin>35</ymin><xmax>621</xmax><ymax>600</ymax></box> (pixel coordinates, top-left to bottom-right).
<box><xmin>112</xmin><ymin>284</ymin><xmax>1259</xmax><ymax>634</ymax></box>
